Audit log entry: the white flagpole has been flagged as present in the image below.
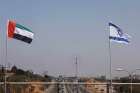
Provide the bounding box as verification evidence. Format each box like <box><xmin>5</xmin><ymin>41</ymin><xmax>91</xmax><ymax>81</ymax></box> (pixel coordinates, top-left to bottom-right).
<box><xmin>4</xmin><ymin>20</ymin><xmax>9</xmax><ymax>93</ymax></box>
<box><xmin>109</xmin><ymin>39</ymin><xmax>113</xmax><ymax>93</ymax></box>
<box><xmin>108</xmin><ymin>22</ymin><xmax>114</xmax><ymax>93</ymax></box>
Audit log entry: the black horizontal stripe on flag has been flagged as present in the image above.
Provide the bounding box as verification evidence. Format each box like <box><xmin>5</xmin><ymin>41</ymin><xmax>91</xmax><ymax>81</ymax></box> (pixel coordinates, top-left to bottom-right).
<box><xmin>13</xmin><ymin>34</ymin><xmax>32</xmax><ymax>44</ymax></box>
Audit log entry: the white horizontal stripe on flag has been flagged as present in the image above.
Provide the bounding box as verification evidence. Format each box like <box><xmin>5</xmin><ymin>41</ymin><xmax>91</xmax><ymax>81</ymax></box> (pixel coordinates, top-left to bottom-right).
<box><xmin>14</xmin><ymin>27</ymin><xmax>34</xmax><ymax>39</ymax></box>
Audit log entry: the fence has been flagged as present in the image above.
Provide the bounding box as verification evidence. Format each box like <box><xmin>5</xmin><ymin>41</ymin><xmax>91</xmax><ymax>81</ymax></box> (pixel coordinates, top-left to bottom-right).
<box><xmin>1</xmin><ymin>82</ymin><xmax>140</xmax><ymax>93</ymax></box>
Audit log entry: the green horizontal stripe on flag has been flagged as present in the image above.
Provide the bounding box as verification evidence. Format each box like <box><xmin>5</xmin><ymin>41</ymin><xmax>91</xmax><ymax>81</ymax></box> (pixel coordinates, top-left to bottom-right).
<box><xmin>16</xmin><ymin>23</ymin><xmax>32</xmax><ymax>33</ymax></box>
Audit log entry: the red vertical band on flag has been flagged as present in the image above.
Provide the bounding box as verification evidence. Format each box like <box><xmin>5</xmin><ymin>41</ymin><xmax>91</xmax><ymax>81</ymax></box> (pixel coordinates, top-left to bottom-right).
<box><xmin>8</xmin><ymin>20</ymin><xmax>16</xmax><ymax>38</ymax></box>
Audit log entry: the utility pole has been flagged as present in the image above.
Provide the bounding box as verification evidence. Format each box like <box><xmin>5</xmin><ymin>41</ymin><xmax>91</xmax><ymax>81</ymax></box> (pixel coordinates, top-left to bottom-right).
<box><xmin>75</xmin><ymin>56</ymin><xmax>78</xmax><ymax>78</ymax></box>
<box><xmin>74</xmin><ymin>56</ymin><xmax>78</xmax><ymax>93</ymax></box>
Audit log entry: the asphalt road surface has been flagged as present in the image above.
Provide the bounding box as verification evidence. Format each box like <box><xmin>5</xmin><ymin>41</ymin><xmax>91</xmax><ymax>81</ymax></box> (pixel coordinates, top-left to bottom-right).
<box><xmin>45</xmin><ymin>84</ymin><xmax>91</xmax><ymax>93</ymax></box>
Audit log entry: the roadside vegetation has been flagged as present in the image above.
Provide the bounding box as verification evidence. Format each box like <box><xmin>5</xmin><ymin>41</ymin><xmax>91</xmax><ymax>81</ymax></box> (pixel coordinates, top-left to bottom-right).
<box><xmin>0</xmin><ymin>65</ymin><xmax>52</xmax><ymax>93</ymax></box>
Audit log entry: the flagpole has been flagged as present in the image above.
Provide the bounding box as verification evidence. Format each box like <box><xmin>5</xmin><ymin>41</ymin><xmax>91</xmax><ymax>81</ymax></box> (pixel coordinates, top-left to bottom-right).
<box><xmin>108</xmin><ymin>39</ymin><xmax>113</xmax><ymax>93</ymax></box>
<box><xmin>4</xmin><ymin>20</ymin><xmax>8</xmax><ymax>93</ymax></box>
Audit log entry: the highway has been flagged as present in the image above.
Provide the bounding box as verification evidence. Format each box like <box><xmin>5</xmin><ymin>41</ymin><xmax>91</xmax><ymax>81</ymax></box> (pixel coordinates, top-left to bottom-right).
<box><xmin>45</xmin><ymin>84</ymin><xmax>58</xmax><ymax>93</ymax></box>
<box><xmin>45</xmin><ymin>83</ymin><xmax>91</xmax><ymax>93</ymax></box>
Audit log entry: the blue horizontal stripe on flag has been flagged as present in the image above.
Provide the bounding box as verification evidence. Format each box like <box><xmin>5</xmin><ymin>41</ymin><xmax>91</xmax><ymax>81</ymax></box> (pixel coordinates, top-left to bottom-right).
<box><xmin>109</xmin><ymin>22</ymin><xmax>119</xmax><ymax>29</ymax></box>
<box><xmin>109</xmin><ymin>36</ymin><xmax>129</xmax><ymax>43</ymax></box>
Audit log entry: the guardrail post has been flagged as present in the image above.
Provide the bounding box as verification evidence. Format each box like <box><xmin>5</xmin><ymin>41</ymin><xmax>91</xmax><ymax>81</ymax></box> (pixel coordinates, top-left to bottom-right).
<box><xmin>107</xmin><ymin>83</ymin><xmax>110</xmax><ymax>93</ymax></box>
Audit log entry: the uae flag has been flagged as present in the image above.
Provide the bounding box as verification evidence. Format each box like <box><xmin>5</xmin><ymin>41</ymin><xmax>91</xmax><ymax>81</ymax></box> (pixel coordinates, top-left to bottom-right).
<box><xmin>8</xmin><ymin>20</ymin><xmax>34</xmax><ymax>44</ymax></box>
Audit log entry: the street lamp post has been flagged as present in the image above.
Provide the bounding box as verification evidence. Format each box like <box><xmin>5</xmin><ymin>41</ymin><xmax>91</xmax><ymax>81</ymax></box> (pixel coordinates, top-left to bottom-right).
<box><xmin>116</xmin><ymin>68</ymin><xmax>140</xmax><ymax>93</ymax></box>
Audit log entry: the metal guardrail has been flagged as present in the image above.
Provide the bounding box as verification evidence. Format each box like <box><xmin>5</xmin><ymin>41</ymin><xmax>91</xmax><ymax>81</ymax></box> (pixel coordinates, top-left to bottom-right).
<box><xmin>0</xmin><ymin>82</ymin><xmax>140</xmax><ymax>85</ymax></box>
<box><xmin>1</xmin><ymin>82</ymin><xmax>140</xmax><ymax>93</ymax></box>
<box><xmin>0</xmin><ymin>82</ymin><xmax>4</xmax><ymax>84</ymax></box>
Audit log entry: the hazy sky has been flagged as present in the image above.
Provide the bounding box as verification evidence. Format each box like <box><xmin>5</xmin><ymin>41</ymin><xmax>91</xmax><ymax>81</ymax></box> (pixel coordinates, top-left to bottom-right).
<box><xmin>0</xmin><ymin>0</ymin><xmax>140</xmax><ymax>77</ymax></box>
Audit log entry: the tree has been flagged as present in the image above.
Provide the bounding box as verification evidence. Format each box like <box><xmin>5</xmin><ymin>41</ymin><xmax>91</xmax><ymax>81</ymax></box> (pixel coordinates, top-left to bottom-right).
<box><xmin>11</xmin><ymin>65</ymin><xmax>17</xmax><ymax>73</ymax></box>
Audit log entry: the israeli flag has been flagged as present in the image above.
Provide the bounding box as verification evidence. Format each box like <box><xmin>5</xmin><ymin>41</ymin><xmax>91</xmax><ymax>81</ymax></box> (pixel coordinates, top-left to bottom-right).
<box><xmin>109</xmin><ymin>22</ymin><xmax>130</xmax><ymax>44</ymax></box>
